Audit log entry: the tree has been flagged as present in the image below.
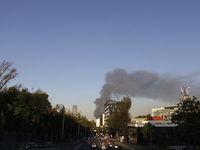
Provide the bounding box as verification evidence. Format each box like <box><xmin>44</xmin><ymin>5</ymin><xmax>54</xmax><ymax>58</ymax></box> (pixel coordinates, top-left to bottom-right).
<box><xmin>0</xmin><ymin>60</ymin><xmax>18</xmax><ymax>91</ymax></box>
<box><xmin>172</xmin><ymin>96</ymin><xmax>200</xmax><ymax>147</ymax></box>
<box><xmin>107</xmin><ymin>96</ymin><xmax>132</xmax><ymax>142</ymax></box>
<box><xmin>135</xmin><ymin>113</ymin><xmax>151</xmax><ymax>118</ymax></box>
<box><xmin>141</xmin><ymin>123</ymin><xmax>156</xmax><ymax>147</ymax></box>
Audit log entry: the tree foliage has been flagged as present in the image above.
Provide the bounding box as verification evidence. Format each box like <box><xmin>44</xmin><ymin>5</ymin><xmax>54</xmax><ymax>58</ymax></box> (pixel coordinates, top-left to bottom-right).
<box><xmin>0</xmin><ymin>86</ymin><xmax>93</xmax><ymax>142</ymax></box>
<box><xmin>135</xmin><ymin>113</ymin><xmax>151</xmax><ymax>118</ymax></box>
<box><xmin>0</xmin><ymin>62</ymin><xmax>94</xmax><ymax>142</ymax></box>
<box><xmin>172</xmin><ymin>96</ymin><xmax>200</xmax><ymax>145</ymax></box>
<box><xmin>0</xmin><ymin>60</ymin><xmax>18</xmax><ymax>91</ymax></box>
<box><xmin>141</xmin><ymin>123</ymin><xmax>156</xmax><ymax>146</ymax></box>
<box><xmin>106</xmin><ymin>96</ymin><xmax>132</xmax><ymax>139</ymax></box>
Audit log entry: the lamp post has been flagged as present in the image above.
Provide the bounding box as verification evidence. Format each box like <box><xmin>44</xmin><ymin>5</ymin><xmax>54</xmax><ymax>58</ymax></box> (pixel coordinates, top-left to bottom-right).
<box><xmin>62</xmin><ymin>112</ymin><xmax>65</xmax><ymax>140</ymax></box>
<box><xmin>78</xmin><ymin>122</ymin><xmax>80</xmax><ymax>140</ymax></box>
<box><xmin>85</xmin><ymin>126</ymin><xmax>86</xmax><ymax>137</ymax></box>
<box><xmin>61</xmin><ymin>107</ymin><xmax>66</xmax><ymax>140</ymax></box>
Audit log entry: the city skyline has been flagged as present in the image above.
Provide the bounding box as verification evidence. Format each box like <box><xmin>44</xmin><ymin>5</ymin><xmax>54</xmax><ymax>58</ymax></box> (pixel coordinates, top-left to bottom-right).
<box><xmin>1</xmin><ymin>1</ymin><xmax>200</xmax><ymax>120</ymax></box>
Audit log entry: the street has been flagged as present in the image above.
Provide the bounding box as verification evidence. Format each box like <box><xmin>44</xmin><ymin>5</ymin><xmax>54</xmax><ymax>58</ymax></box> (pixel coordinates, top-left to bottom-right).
<box><xmin>79</xmin><ymin>136</ymin><xmax>134</xmax><ymax>150</ymax></box>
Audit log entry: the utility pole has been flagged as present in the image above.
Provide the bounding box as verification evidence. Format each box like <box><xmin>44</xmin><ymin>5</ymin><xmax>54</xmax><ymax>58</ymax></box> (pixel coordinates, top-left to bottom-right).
<box><xmin>78</xmin><ymin>122</ymin><xmax>80</xmax><ymax>140</ymax></box>
<box><xmin>62</xmin><ymin>113</ymin><xmax>65</xmax><ymax>140</ymax></box>
<box><xmin>150</xmin><ymin>130</ymin><xmax>152</xmax><ymax>148</ymax></box>
<box><xmin>85</xmin><ymin>126</ymin><xmax>86</xmax><ymax>137</ymax></box>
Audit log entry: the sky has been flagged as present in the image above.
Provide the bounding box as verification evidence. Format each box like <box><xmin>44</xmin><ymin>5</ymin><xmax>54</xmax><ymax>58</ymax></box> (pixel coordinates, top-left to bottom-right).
<box><xmin>1</xmin><ymin>1</ymin><xmax>200</xmax><ymax>120</ymax></box>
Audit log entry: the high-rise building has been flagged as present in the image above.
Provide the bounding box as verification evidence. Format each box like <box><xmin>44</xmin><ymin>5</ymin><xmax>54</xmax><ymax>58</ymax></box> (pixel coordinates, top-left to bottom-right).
<box><xmin>100</xmin><ymin>114</ymin><xmax>105</xmax><ymax>126</ymax></box>
<box><xmin>104</xmin><ymin>99</ymin><xmax>119</xmax><ymax>126</ymax></box>
<box><xmin>72</xmin><ymin>105</ymin><xmax>77</xmax><ymax>117</ymax></box>
<box><xmin>96</xmin><ymin>118</ymin><xmax>100</xmax><ymax>127</ymax></box>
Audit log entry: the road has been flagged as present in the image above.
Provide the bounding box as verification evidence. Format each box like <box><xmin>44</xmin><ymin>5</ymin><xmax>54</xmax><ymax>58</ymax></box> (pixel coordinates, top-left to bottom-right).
<box><xmin>79</xmin><ymin>137</ymin><xmax>135</xmax><ymax>150</ymax></box>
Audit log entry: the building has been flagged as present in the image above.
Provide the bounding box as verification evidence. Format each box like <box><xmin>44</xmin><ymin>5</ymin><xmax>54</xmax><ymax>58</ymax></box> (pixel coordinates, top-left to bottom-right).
<box><xmin>147</xmin><ymin>116</ymin><xmax>163</xmax><ymax>121</ymax></box>
<box><xmin>96</xmin><ymin>118</ymin><xmax>100</xmax><ymax>127</ymax></box>
<box><xmin>96</xmin><ymin>114</ymin><xmax>105</xmax><ymax>127</ymax></box>
<box><xmin>100</xmin><ymin>114</ymin><xmax>105</xmax><ymax>126</ymax></box>
<box><xmin>72</xmin><ymin>105</ymin><xmax>77</xmax><ymax>117</ymax></box>
<box><xmin>152</xmin><ymin>105</ymin><xmax>177</xmax><ymax>121</ymax></box>
<box><xmin>81</xmin><ymin>114</ymin><xmax>87</xmax><ymax>120</ymax></box>
<box><xmin>129</xmin><ymin>120</ymin><xmax>176</xmax><ymax>128</ymax></box>
<box><xmin>104</xmin><ymin>99</ymin><xmax>119</xmax><ymax>126</ymax></box>
<box><xmin>131</xmin><ymin>118</ymin><xmax>147</xmax><ymax>123</ymax></box>
<box><xmin>127</xmin><ymin>118</ymin><xmax>176</xmax><ymax>145</ymax></box>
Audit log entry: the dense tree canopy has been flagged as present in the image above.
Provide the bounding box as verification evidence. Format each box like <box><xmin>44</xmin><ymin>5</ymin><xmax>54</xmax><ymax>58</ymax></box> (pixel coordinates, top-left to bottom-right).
<box><xmin>106</xmin><ymin>96</ymin><xmax>132</xmax><ymax>140</ymax></box>
<box><xmin>141</xmin><ymin>123</ymin><xmax>156</xmax><ymax>147</ymax></box>
<box><xmin>172</xmin><ymin>96</ymin><xmax>200</xmax><ymax>145</ymax></box>
<box><xmin>0</xmin><ymin>61</ymin><xmax>94</xmax><ymax>143</ymax></box>
<box><xmin>135</xmin><ymin>113</ymin><xmax>151</xmax><ymax>118</ymax></box>
<box><xmin>0</xmin><ymin>86</ymin><xmax>93</xmax><ymax>142</ymax></box>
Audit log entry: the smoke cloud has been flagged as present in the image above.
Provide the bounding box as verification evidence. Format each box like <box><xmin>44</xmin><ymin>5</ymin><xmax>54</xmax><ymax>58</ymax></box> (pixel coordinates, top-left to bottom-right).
<box><xmin>93</xmin><ymin>68</ymin><xmax>200</xmax><ymax>118</ymax></box>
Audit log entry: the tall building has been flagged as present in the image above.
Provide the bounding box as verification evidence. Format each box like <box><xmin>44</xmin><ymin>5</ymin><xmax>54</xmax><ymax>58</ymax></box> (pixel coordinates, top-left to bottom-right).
<box><xmin>72</xmin><ymin>105</ymin><xmax>77</xmax><ymax>117</ymax></box>
<box><xmin>100</xmin><ymin>114</ymin><xmax>105</xmax><ymax>126</ymax></box>
<box><xmin>96</xmin><ymin>114</ymin><xmax>105</xmax><ymax>127</ymax></box>
<box><xmin>104</xmin><ymin>99</ymin><xmax>119</xmax><ymax>126</ymax></box>
<box><xmin>96</xmin><ymin>118</ymin><xmax>100</xmax><ymax>127</ymax></box>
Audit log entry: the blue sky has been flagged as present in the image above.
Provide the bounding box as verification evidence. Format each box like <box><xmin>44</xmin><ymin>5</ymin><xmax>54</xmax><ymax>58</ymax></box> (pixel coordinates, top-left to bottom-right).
<box><xmin>1</xmin><ymin>1</ymin><xmax>200</xmax><ymax>120</ymax></box>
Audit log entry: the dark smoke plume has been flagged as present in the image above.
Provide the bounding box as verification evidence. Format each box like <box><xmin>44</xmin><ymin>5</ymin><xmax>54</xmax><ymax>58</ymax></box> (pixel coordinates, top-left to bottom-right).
<box><xmin>93</xmin><ymin>68</ymin><xmax>200</xmax><ymax>118</ymax></box>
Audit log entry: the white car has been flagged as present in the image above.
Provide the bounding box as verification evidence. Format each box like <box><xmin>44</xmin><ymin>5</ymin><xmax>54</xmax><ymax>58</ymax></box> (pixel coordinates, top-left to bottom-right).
<box><xmin>108</xmin><ymin>144</ymin><xmax>112</xmax><ymax>148</ymax></box>
<box><xmin>114</xmin><ymin>145</ymin><xmax>118</xmax><ymax>149</ymax></box>
<box><xmin>101</xmin><ymin>145</ymin><xmax>107</xmax><ymax>150</ymax></box>
<box><xmin>92</xmin><ymin>143</ymin><xmax>96</xmax><ymax>148</ymax></box>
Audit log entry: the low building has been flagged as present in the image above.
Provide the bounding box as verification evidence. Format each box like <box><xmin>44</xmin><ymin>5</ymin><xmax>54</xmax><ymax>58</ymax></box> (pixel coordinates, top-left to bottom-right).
<box><xmin>131</xmin><ymin>118</ymin><xmax>147</xmax><ymax>123</ymax></box>
<box><xmin>152</xmin><ymin>105</ymin><xmax>177</xmax><ymax>121</ymax></box>
<box><xmin>147</xmin><ymin>116</ymin><xmax>163</xmax><ymax>121</ymax></box>
<box><xmin>127</xmin><ymin>118</ymin><xmax>176</xmax><ymax>146</ymax></box>
<box><xmin>129</xmin><ymin>120</ymin><xmax>175</xmax><ymax>128</ymax></box>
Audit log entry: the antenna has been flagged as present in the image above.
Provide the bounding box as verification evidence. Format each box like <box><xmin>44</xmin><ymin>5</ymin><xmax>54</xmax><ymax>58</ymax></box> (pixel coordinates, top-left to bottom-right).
<box><xmin>180</xmin><ymin>87</ymin><xmax>183</xmax><ymax>94</ymax></box>
<box><xmin>179</xmin><ymin>86</ymin><xmax>191</xmax><ymax>101</ymax></box>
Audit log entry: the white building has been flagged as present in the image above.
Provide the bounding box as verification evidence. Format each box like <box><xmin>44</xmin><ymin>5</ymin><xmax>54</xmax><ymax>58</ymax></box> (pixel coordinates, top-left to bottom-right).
<box><xmin>96</xmin><ymin>118</ymin><xmax>100</xmax><ymax>127</ymax></box>
<box><xmin>72</xmin><ymin>105</ymin><xmax>77</xmax><ymax>117</ymax></box>
<box><xmin>96</xmin><ymin>114</ymin><xmax>105</xmax><ymax>127</ymax></box>
<box><xmin>129</xmin><ymin>120</ymin><xmax>176</xmax><ymax>128</ymax></box>
<box><xmin>152</xmin><ymin>105</ymin><xmax>177</xmax><ymax>121</ymax></box>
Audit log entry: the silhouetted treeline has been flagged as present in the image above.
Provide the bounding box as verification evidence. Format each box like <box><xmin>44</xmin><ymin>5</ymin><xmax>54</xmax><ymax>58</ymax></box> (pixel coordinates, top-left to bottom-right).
<box><xmin>0</xmin><ymin>86</ymin><xmax>92</xmax><ymax>143</ymax></box>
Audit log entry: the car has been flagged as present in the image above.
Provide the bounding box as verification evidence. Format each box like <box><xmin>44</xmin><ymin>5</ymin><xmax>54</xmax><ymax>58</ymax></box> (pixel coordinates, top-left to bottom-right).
<box><xmin>114</xmin><ymin>145</ymin><xmax>118</xmax><ymax>149</ymax></box>
<box><xmin>24</xmin><ymin>142</ymin><xmax>37</xmax><ymax>150</ymax></box>
<box><xmin>108</xmin><ymin>143</ymin><xmax>112</xmax><ymax>148</ymax></box>
<box><xmin>83</xmin><ymin>147</ymin><xmax>87</xmax><ymax>150</ymax></box>
<box><xmin>92</xmin><ymin>143</ymin><xmax>96</xmax><ymax>148</ymax></box>
<box><xmin>114</xmin><ymin>141</ymin><xmax>117</xmax><ymax>144</ymax></box>
<box><xmin>101</xmin><ymin>145</ymin><xmax>107</xmax><ymax>150</ymax></box>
